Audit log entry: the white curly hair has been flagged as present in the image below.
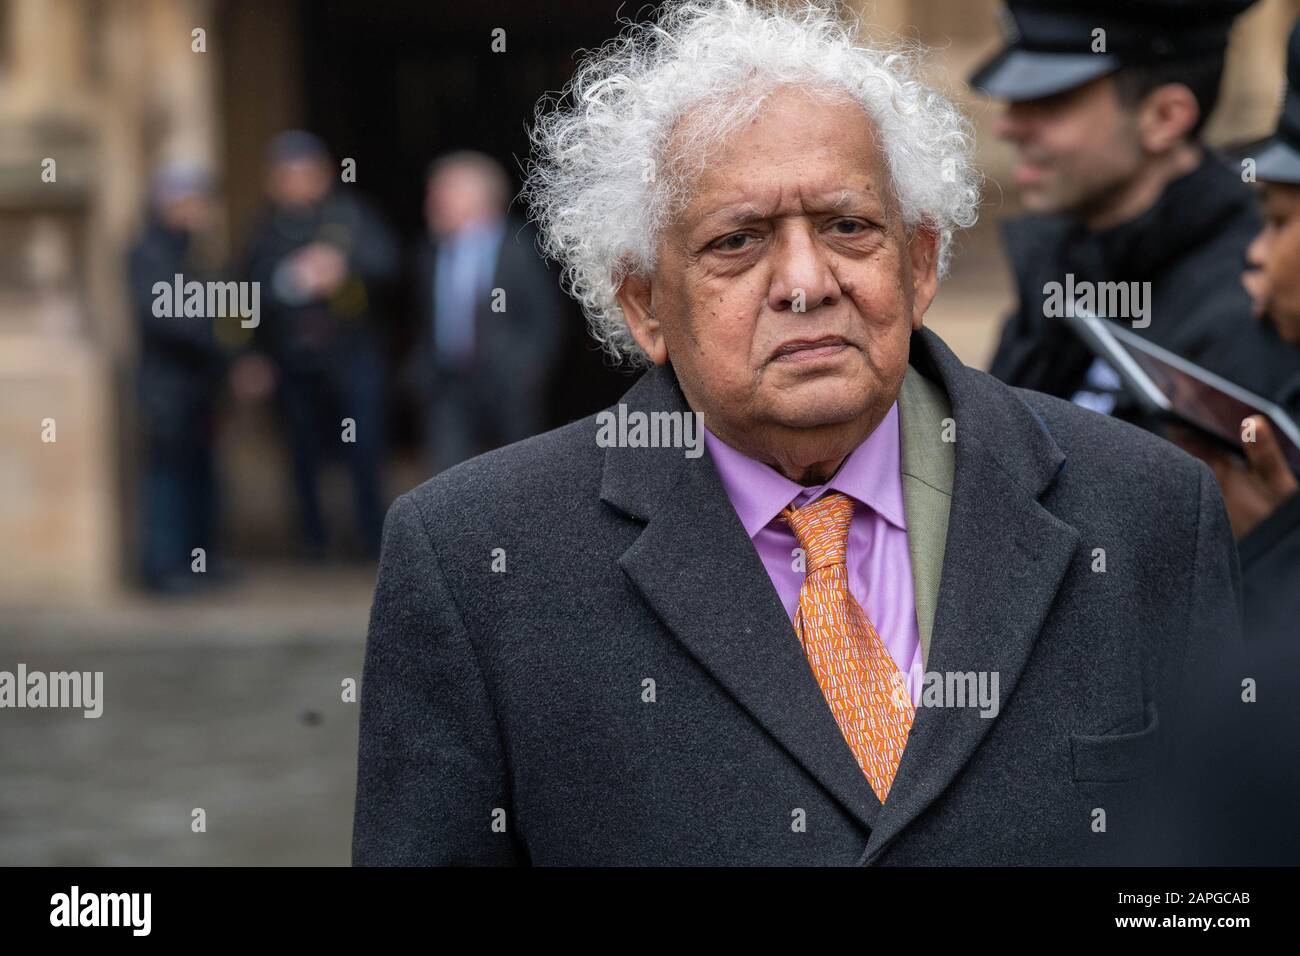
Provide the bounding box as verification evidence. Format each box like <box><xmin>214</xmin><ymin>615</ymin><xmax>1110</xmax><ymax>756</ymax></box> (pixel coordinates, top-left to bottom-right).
<box><xmin>523</xmin><ymin>0</ymin><xmax>981</xmax><ymax>367</ymax></box>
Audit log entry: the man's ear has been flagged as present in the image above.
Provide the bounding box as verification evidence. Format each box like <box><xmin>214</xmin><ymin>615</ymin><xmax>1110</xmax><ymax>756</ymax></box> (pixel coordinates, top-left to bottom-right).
<box><xmin>615</xmin><ymin>271</ymin><xmax>669</xmax><ymax>365</ymax></box>
<box><xmin>1137</xmin><ymin>83</ymin><xmax>1200</xmax><ymax>153</ymax></box>
<box><xmin>907</xmin><ymin>227</ymin><xmax>939</xmax><ymax>331</ymax></box>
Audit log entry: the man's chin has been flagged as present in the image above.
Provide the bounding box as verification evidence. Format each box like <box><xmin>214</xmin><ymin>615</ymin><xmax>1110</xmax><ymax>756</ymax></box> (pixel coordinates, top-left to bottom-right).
<box><xmin>1023</xmin><ymin>183</ymin><xmax>1086</xmax><ymax>218</ymax></box>
<box><xmin>764</xmin><ymin>384</ymin><xmax>874</xmax><ymax>431</ymax></box>
<box><xmin>1267</xmin><ymin>305</ymin><xmax>1300</xmax><ymax>345</ymax></box>
<box><xmin>1018</xmin><ymin>187</ymin><xmax>1059</xmax><ymax>215</ymax></box>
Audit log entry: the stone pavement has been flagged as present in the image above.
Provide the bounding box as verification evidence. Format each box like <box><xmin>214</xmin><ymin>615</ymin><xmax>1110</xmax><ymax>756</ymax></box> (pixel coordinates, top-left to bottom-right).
<box><xmin>0</xmin><ymin>564</ymin><xmax>373</xmax><ymax>865</ymax></box>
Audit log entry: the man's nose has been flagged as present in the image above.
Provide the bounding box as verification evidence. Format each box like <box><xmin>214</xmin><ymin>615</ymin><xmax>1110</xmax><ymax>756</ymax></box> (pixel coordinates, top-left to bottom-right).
<box><xmin>768</xmin><ymin>222</ymin><xmax>841</xmax><ymax>314</ymax></box>
<box><xmin>1245</xmin><ymin>229</ymin><xmax>1269</xmax><ymax>271</ymax></box>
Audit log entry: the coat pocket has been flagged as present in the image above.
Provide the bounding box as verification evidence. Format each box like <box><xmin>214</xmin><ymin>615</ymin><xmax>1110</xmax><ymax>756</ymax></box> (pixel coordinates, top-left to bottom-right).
<box><xmin>1069</xmin><ymin>701</ymin><xmax>1160</xmax><ymax>783</ymax></box>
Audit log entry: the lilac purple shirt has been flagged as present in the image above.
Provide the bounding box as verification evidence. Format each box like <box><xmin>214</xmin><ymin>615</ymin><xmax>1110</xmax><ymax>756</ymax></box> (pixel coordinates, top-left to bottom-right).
<box><xmin>703</xmin><ymin>401</ymin><xmax>924</xmax><ymax>705</ymax></box>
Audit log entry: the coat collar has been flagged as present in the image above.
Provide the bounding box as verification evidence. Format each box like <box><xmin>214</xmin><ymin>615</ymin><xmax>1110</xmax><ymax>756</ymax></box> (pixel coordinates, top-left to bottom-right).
<box><xmin>601</xmin><ymin>327</ymin><xmax>1081</xmax><ymax>855</ymax></box>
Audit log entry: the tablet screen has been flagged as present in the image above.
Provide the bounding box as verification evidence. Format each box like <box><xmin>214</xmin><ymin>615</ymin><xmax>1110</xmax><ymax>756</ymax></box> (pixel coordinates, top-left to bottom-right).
<box><xmin>1112</xmin><ymin>330</ymin><xmax>1300</xmax><ymax>473</ymax></box>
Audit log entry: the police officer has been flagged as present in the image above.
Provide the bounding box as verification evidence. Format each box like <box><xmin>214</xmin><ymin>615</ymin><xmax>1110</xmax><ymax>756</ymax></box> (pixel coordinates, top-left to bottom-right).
<box><xmin>129</xmin><ymin>165</ymin><xmax>227</xmax><ymax>593</ymax></box>
<box><xmin>243</xmin><ymin>131</ymin><xmax>400</xmax><ymax>559</ymax></box>
<box><xmin>971</xmin><ymin>0</ymin><xmax>1296</xmax><ymax>413</ymax></box>
<box><xmin>1178</xmin><ymin>21</ymin><xmax>1300</xmax><ymax>645</ymax></box>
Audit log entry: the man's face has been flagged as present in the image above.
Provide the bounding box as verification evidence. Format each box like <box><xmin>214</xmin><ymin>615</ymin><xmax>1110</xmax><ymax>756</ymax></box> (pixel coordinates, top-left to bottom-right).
<box><xmin>267</xmin><ymin>158</ymin><xmax>332</xmax><ymax>210</ymax></box>
<box><xmin>426</xmin><ymin>167</ymin><xmax>496</xmax><ymax>238</ymax></box>
<box><xmin>160</xmin><ymin>194</ymin><xmax>212</xmax><ymax>233</ymax></box>
<box><xmin>618</xmin><ymin>86</ymin><xmax>938</xmax><ymax>477</ymax></box>
<box><xmin>1246</xmin><ymin>181</ymin><xmax>1300</xmax><ymax>344</ymax></box>
<box><xmin>995</xmin><ymin>76</ymin><xmax>1143</xmax><ymax>216</ymax></box>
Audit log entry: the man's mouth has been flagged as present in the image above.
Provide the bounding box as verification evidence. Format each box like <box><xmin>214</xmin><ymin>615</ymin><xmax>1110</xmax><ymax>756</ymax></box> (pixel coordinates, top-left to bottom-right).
<box><xmin>771</xmin><ymin>335</ymin><xmax>851</xmax><ymax>364</ymax></box>
<box><xmin>1013</xmin><ymin>156</ymin><xmax>1050</xmax><ymax>186</ymax></box>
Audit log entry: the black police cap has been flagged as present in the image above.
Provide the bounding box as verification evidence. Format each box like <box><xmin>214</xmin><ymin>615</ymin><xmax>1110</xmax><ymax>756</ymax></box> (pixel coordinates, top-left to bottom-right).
<box><xmin>971</xmin><ymin>0</ymin><xmax>1258</xmax><ymax>102</ymax></box>
<box><xmin>1255</xmin><ymin>20</ymin><xmax>1300</xmax><ymax>185</ymax></box>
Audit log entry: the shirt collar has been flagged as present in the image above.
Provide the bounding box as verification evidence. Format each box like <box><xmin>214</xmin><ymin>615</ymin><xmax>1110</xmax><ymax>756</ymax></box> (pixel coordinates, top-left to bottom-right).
<box><xmin>455</xmin><ymin>218</ymin><xmax>504</xmax><ymax>243</ymax></box>
<box><xmin>703</xmin><ymin>401</ymin><xmax>907</xmax><ymax>539</ymax></box>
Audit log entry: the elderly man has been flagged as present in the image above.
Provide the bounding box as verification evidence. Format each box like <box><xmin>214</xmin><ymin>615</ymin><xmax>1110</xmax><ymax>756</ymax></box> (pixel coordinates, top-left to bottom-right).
<box><xmin>353</xmin><ymin>0</ymin><xmax>1238</xmax><ymax>866</ymax></box>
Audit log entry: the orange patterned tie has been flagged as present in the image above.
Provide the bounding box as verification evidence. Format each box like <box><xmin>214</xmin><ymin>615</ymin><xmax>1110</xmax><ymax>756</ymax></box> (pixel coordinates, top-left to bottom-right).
<box><xmin>783</xmin><ymin>491</ymin><xmax>914</xmax><ymax>803</ymax></box>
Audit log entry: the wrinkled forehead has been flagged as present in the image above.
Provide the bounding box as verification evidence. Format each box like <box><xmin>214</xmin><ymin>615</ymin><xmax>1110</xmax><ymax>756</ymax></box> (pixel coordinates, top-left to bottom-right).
<box><xmin>659</xmin><ymin>84</ymin><xmax>896</xmax><ymax>229</ymax></box>
<box><xmin>434</xmin><ymin>163</ymin><xmax>486</xmax><ymax>186</ymax></box>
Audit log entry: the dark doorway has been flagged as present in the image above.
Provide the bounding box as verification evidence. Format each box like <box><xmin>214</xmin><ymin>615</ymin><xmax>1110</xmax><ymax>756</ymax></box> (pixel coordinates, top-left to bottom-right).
<box><xmin>297</xmin><ymin>0</ymin><xmax>643</xmax><ymax>439</ymax></box>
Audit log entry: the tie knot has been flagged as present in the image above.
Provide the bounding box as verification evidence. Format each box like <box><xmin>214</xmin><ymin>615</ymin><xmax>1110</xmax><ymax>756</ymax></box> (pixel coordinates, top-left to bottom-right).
<box><xmin>782</xmin><ymin>491</ymin><xmax>855</xmax><ymax>574</ymax></box>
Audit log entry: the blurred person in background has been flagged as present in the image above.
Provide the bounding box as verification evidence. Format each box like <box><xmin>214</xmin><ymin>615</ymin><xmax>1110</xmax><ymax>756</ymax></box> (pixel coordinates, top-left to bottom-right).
<box><xmin>413</xmin><ymin>151</ymin><xmax>563</xmax><ymax>473</ymax></box>
<box><xmin>972</xmin><ymin>0</ymin><xmax>1296</xmax><ymax>413</ymax></box>
<box><xmin>243</xmin><ymin>131</ymin><xmax>400</xmax><ymax>560</ymax></box>
<box><xmin>1138</xmin><ymin>28</ymin><xmax>1300</xmax><ymax>848</ymax></box>
<box><xmin>1179</xmin><ymin>20</ymin><xmax>1300</xmax><ymax>645</ymax></box>
<box><xmin>129</xmin><ymin>164</ymin><xmax>228</xmax><ymax>594</ymax></box>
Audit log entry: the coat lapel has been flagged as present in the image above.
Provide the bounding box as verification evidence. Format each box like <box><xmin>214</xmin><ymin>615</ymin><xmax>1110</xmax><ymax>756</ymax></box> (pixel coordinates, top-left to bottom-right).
<box><xmin>603</xmin><ymin>364</ymin><xmax>885</xmax><ymax>835</ymax></box>
<box><xmin>859</xmin><ymin>329</ymin><xmax>1081</xmax><ymax>864</ymax></box>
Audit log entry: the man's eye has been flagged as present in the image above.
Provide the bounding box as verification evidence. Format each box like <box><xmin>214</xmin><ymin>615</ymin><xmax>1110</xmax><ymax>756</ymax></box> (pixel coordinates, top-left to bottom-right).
<box><xmin>715</xmin><ymin>233</ymin><xmax>755</xmax><ymax>252</ymax></box>
<box><xmin>830</xmin><ymin>219</ymin><xmax>865</xmax><ymax>235</ymax></box>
